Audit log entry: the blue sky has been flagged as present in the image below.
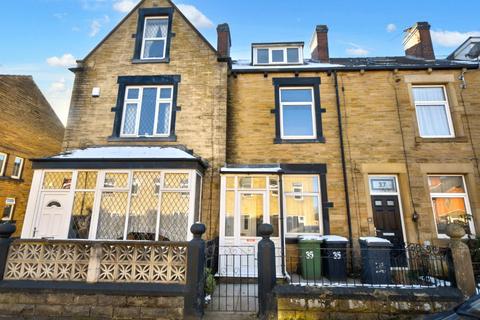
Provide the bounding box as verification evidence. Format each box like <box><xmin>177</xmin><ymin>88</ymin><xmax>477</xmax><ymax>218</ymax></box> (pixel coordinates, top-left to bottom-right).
<box><xmin>1</xmin><ymin>0</ymin><xmax>479</xmax><ymax>125</ymax></box>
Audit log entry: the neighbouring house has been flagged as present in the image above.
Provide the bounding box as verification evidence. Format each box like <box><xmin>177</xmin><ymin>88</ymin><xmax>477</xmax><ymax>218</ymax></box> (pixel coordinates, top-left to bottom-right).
<box><xmin>225</xmin><ymin>22</ymin><xmax>480</xmax><ymax>276</ymax></box>
<box><xmin>0</xmin><ymin>75</ymin><xmax>64</xmax><ymax>237</ymax></box>
<box><xmin>1</xmin><ymin>0</ymin><xmax>479</xmax><ymax>317</ymax></box>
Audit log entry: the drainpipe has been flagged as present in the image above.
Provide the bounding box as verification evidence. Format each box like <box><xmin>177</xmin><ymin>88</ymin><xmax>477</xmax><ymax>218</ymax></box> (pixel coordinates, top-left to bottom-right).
<box><xmin>278</xmin><ymin>172</ymin><xmax>287</xmax><ymax>278</ymax></box>
<box><xmin>333</xmin><ymin>70</ymin><xmax>353</xmax><ymax>247</ymax></box>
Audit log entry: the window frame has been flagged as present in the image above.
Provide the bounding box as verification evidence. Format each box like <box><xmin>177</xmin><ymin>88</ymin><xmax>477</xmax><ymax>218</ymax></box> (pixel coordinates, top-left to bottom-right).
<box><xmin>283</xmin><ymin>174</ymin><xmax>322</xmax><ymax>237</ymax></box>
<box><xmin>112</xmin><ymin>75</ymin><xmax>181</xmax><ymax>141</ymax></box>
<box><xmin>133</xmin><ymin>7</ymin><xmax>173</xmax><ymax>63</ymax></box>
<box><xmin>412</xmin><ymin>85</ymin><xmax>455</xmax><ymax>138</ymax></box>
<box><xmin>140</xmin><ymin>16</ymin><xmax>169</xmax><ymax>60</ymax></box>
<box><xmin>11</xmin><ymin>157</ymin><xmax>24</xmax><ymax>179</ymax></box>
<box><xmin>279</xmin><ymin>87</ymin><xmax>317</xmax><ymax>140</ymax></box>
<box><xmin>0</xmin><ymin>152</ymin><xmax>7</xmax><ymax>176</ymax></box>
<box><xmin>119</xmin><ymin>85</ymin><xmax>174</xmax><ymax>138</ymax></box>
<box><xmin>2</xmin><ymin>198</ymin><xmax>15</xmax><ymax>221</ymax></box>
<box><xmin>253</xmin><ymin>46</ymin><xmax>303</xmax><ymax>65</ymax></box>
<box><xmin>428</xmin><ymin>175</ymin><xmax>475</xmax><ymax>239</ymax></box>
<box><xmin>272</xmin><ymin>77</ymin><xmax>324</xmax><ymax>144</ymax></box>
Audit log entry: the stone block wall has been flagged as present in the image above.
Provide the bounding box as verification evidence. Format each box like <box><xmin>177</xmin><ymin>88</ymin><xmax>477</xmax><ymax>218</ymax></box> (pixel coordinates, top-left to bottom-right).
<box><xmin>0</xmin><ymin>291</ymin><xmax>183</xmax><ymax>319</ymax></box>
<box><xmin>272</xmin><ymin>286</ymin><xmax>463</xmax><ymax>320</ymax></box>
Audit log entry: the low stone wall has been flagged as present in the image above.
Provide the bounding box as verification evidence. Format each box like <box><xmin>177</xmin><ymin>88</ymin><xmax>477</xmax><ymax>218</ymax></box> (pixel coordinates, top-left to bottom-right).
<box><xmin>0</xmin><ymin>282</ymin><xmax>184</xmax><ymax>319</ymax></box>
<box><xmin>272</xmin><ymin>285</ymin><xmax>464</xmax><ymax>320</ymax></box>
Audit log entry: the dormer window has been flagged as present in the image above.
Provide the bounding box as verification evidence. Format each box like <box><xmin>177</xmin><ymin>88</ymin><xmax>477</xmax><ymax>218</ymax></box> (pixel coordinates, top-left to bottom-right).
<box><xmin>252</xmin><ymin>43</ymin><xmax>303</xmax><ymax>65</ymax></box>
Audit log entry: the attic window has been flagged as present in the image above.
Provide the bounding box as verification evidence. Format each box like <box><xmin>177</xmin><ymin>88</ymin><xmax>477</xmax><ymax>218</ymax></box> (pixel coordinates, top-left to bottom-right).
<box><xmin>133</xmin><ymin>7</ymin><xmax>173</xmax><ymax>63</ymax></box>
<box><xmin>253</xmin><ymin>45</ymin><xmax>303</xmax><ymax>65</ymax></box>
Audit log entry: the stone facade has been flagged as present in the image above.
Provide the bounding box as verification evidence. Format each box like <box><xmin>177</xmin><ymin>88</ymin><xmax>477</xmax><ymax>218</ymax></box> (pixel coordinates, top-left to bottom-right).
<box><xmin>273</xmin><ymin>286</ymin><xmax>463</xmax><ymax>320</ymax></box>
<box><xmin>228</xmin><ymin>68</ymin><xmax>480</xmax><ymax>245</ymax></box>
<box><xmin>0</xmin><ymin>291</ymin><xmax>183</xmax><ymax>319</ymax></box>
<box><xmin>64</xmin><ymin>0</ymin><xmax>228</xmax><ymax>239</ymax></box>
<box><xmin>0</xmin><ymin>75</ymin><xmax>64</xmax><ymax>237</ymax></box>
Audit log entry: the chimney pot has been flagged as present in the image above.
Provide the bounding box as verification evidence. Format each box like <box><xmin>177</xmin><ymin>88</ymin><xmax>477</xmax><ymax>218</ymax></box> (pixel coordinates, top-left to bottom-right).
<box><xmin>217</xmin><ymin>23</ymin><xmax>231</xmax><ymax>59</ymax></box>
<box><xmin>310</xmin><ymin>25</ymin><xmax>329</xmax><ymax>63</ymax></box>
<box><xmin>403</xmin><ymin>21</ymin><xmax>435</xmax><ymax>60</ymax></box>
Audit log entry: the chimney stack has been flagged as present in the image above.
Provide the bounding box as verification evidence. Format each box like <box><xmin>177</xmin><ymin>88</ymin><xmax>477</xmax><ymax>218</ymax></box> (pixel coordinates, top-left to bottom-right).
<box><xmin>217</xmin><ymin>23</ymin><xmax>231</xmax><ymax>60</ymax></box>
<box><xmin>310</xmin><ymin>25</ymin><xmax>329</xmax><ymax>62</ymax></box>
<box><xmin>403</xmin><ymin>22</ymin><xmax>435</xmax><ymax>60</ymax></box>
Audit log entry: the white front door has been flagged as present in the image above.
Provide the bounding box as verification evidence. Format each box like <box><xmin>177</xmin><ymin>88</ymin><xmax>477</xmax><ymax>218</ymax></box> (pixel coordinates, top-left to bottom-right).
<box><xmin>219</xmin><ymin>175</ymin><xmax>283</xmax><ymax>278</ymax></box>
<box><xmin>34</xmin><ymin>193</ymin><xmax>71</xmax><ymax>239</ymax></box>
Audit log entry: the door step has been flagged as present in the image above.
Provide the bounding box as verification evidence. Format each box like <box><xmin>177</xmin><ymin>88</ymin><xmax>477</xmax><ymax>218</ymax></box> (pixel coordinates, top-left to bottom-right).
<box><xmin>203</xmin><ymin>311</ymin><xmax>257</xmax><ymax>320</ymax></box>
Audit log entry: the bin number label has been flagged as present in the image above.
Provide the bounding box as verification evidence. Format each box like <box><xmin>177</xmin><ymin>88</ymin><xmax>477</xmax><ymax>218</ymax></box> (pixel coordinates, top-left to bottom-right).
<box><xmin>305</xmin><ymin>251</ymin><xmax>314</xmax><ymax>259</ymax></box>
<box><xmin>332</xmin><ymin>251</ymin><xmax>341</xmax><ymax>260</ymax></box>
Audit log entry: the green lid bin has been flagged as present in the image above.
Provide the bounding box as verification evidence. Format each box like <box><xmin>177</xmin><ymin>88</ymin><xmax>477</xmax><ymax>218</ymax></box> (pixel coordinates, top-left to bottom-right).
<box><xmin>298</xmin><ymin>235</ymin><xmax>322</xmax><ymax>280</ymax></box>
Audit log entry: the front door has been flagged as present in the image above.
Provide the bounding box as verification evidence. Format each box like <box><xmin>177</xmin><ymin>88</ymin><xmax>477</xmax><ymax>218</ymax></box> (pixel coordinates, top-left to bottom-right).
<box><xmin>34</xmin><ymin>193</ymin><xmax>71</xmax><ymax>239</ymax></box>
<box><xmin>371</xmin><ymin>195</ymin><xmax>406</xmax><ymax>266</ymax></box>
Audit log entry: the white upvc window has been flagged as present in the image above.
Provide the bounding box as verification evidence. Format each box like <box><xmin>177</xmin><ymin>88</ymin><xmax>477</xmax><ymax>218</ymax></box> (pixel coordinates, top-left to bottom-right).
<box><xmin>428</xmin><ymin>175</ymin><xmax>474</xmax><ymax>238</ymax></box>
<box><xmin>284</xmin><ymin>175</ymin><xmax>322</xmax><ymax>236</ymax></box>
<box><xmin>120</xmin><ymin>86</ymin><xmax>174</xmax><ymax>137</ymax></box>
<box><xmin>2</xmin><ymin>198</ymin><xmax>15</xmax><ymax>221</ymax></box>
<box><xmin>412</xmin><ymin>85</ymin><xmax>455</xmax><ymax>138</ymax></box>
<box><xmin>11</xmin><ymin>157</ymin><xmax>24</xmax><ymax>179</ymax></box>
<box><xmin>279</xmin><ymin>87</ymin><xmax>316</xmax><ymax>139</ymax></box>
<box><xmin>141</xmin><ymin>16</ymin><xmax>169</xmax><ymax>60</ymax></box>
<box><xmin>253</xmin><ymin>46</ymin><xmax>303</xmax><ymax>65</ymax></box>
<box><xmin>0</xmin><ymin>152</ymin><xmax>7</xmax><ymax>176</ymax></box>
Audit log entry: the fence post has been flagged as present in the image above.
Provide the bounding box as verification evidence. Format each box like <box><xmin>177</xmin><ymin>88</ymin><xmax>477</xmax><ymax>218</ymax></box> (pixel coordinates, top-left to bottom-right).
<box><xmin>0</xmin><ymin>223</ymin><xmax>16</xmax><ymax>281</ymax></box>
<box><xmin>184</xmin><ymin>223</ymin><xmax>206</xmax><ymax>320</ymax></box>
<box><xmin>258</xmin><ymin>223</ymin><xmax>276</xmax><ymax>318</ymax></box>
<box><xmin>446</xmin><ymin>223</ymin><xmax>476</xmax><ymax>297</ymax></box>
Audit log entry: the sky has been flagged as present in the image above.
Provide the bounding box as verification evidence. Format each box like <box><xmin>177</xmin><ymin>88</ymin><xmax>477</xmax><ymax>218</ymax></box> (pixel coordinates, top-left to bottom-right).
<box><xmin>0</xmin><ymin>0</ymin><xmax>479</xmax><ymax>126</ymax></box>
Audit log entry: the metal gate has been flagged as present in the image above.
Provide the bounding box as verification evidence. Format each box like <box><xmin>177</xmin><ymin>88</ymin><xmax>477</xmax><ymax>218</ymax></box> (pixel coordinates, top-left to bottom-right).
<box><xmin>205</xmin><ymin>241</ymin><xmax>258</xmax><ymax>313</ymax></box>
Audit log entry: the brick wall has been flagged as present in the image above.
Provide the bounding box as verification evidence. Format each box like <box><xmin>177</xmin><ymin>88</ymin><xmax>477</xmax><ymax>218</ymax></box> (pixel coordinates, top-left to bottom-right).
<box><xmin>0</xmin><ymin>76</ymin><xmax>64</xmax><ymax>236</ymax></box>
<box><xmin>63</xmin><ymin>0</ymin><xmax>228</xmax><ymax>239</ymax></box>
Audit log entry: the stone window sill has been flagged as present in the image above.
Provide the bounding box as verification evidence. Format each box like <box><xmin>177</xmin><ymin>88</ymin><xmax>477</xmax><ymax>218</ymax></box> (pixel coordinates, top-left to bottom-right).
<box><xmin>131</xmin><ymin>58</ymin><xmax>170</xmax><ymax>64</ymax></box>
<box><xmin>108</xmin><ymin>135</ymin><xmax>177</xmax><ymax>143</ymax></box>
<box><xmin>274</xmin><ymin>137</ymin><xmax>326</xmax><ymax>144</ymax></box>
<box><xmin>0</xmin><ymin>176</ymin><xmax>24</xmax><ymax>183</ymax></box>
<box><xmin>415</xmin><ymin>136</ymin><xmax>468</xmax><ymax>144</ymax></box>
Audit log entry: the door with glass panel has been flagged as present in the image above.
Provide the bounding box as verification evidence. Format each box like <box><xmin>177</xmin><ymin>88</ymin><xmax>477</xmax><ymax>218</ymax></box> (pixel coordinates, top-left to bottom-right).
<box><xmin>220</xmin><ymin>175</ymin><xmax>281</xmax><ymax>277</ymax></box>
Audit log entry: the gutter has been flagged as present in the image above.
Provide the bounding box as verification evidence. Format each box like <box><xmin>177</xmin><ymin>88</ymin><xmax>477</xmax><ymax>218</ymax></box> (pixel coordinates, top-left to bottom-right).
<box><xmin>333</xmin><ymin>70</ymin><xmax>354</xmax><ymax>247</ymax></box>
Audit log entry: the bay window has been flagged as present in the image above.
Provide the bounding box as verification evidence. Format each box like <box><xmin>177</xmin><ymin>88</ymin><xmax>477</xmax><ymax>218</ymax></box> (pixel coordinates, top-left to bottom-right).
<box><xmin>412</xmin><ymin>86</ymin><xmax>454</xmax><ymax>138</ymax></box>
<box><xmin>428</xmin><ymin>175</ymin><xmax>474</xmax><ymax>237</ymax></box>
<box><xmin>35</xmin><ymin>169</ymin><xmax>199</xmax><ymax>241</ymax></box>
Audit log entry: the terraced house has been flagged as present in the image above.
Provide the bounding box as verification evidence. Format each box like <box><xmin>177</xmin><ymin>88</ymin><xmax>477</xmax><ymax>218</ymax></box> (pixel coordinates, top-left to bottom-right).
<box><xmin>1</xmin><ymin>0</ymin><xmax>480</xmax><ymax>318</ymax></box>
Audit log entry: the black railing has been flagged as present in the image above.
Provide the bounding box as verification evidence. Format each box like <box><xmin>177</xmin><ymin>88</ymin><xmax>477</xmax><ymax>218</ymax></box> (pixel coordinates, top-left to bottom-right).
<box><xmin>286</xmin><ymin>244</ymin><xmax>455</xmax><ymax>288</ymax></box>
<box><xmin>204</xmin><ymin>246</ymin><xmax>258</xmax><ymax>313</ymax></box>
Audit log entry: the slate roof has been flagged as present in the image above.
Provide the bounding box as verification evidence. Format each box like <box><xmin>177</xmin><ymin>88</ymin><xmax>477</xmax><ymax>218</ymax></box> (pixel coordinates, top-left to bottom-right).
<box><xmin>231</xmin><ymin>56</ymin><xmax>479</xmax><ymax>73</ymax></box>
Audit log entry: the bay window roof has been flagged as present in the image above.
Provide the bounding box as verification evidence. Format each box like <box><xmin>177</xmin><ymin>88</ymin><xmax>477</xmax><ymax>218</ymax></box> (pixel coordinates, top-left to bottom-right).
<box><xmin>32</xmin><ymin>146</ymin><xmax>207</xmax><ymax>172</ymax></box>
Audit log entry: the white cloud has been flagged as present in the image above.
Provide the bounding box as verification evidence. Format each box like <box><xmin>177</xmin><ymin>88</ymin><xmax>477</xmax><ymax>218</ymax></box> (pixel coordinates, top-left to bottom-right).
<box><xmin>80</xmin><ymin>0</ymin><xmax>107</xmax><ymax>10</ymax></box>
<box><xmin>49</xmin><ymin>78</ymin><xmax>67</xmax><ymax>93</ymax></box>
<box><xmin>346</xmin><ymin>47</ymin><xmax>369</xmax><ymax>56</ymax></box>
<box><xmin>386</xmin><ymin>23</ymin><xmax>396</xmax><ymax>33</ymax></box>
<box><xmin>176</xmin><ymin>4</ymin><xmax>214</xmax><ymax>29</ymax></box>
<box><xmin>46</xmin><ymin>54</ymin><xmax>77</xmax><ymax>67</ymax></box>
<box><xmin>89</xmin><ymin>15</ymin><xmax>110</xmax><ymax>37</ymax></box>
<box><xmin>113</xmin><ymin>0</ymin><xmax>139</xmax><ymax>13</ymax></box>
<box><xmin>53</xmin><ymin>12</ymin><xmax>67</xmax><ymax>20</ymax></box>
<box><xmin>431</xmin><ymin>30</ymin><xmax>480</xmax><ymax>47</ymax></box>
